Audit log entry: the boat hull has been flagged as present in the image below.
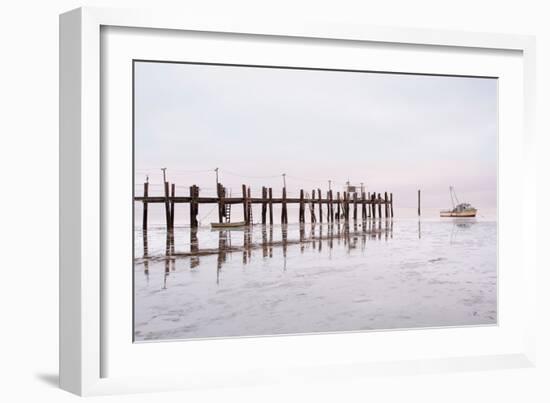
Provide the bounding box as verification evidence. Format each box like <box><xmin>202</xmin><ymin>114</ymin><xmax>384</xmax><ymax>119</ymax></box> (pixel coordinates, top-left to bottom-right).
<box><xmin>440</xmin><ymin>211</ymin><xmax>477</xmax><ymax>218</ymax></box>
<box><xmin>210</xmin><ymin>221</ymin><xmax>247</xmax><ymax>229</ymax></box>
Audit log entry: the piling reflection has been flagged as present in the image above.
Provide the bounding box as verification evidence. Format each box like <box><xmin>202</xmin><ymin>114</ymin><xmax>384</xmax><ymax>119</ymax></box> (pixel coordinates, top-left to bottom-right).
<box><xmin>147</xmin><ymin>219</ymin><xmax>394</xmax><ymax>287</ymax></box>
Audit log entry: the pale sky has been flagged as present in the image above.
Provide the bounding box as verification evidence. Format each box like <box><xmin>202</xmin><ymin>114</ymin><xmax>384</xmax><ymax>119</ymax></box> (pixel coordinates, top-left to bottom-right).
<box><xmin>134</xmin><ymin>61</ymin><xmax>497</xmax><ymax>209</ymax></box>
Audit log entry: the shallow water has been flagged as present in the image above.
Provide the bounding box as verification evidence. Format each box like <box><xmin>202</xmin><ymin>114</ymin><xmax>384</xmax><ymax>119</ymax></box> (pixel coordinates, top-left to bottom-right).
<box><xmin>134</xmin><ymin>218</ymin><xmax>497</xmax><ymax>341</ymax></box>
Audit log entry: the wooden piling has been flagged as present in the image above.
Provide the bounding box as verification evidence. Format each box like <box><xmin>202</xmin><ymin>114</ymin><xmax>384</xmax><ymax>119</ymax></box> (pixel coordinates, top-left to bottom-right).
<box><xmin>318</xmin><ymin>188</ymin><xmax>323</xmax><ymax>223</ymax></box>
<box><xmin>367</xmin><ymin>192</ymin><xmax>371</xmax><ymax>218</ymax></box>
<box><xmin>189</xmin><ymin>185</ymin><xmax>199</xmax><ymax>228</ymax></box>
<box><xmin>247</xmin><ymin>187</ymin><xmax>252</xmax><ymax>224</ymax></box>
<box><xmin>282</xmin><ymin>187</ymin><xmax>288</xmax><ymax>224</ymax></box>
<box><xmin>361</xmin><ymin>192</ymin><xmax>366</xmax><ymax>221</ymax></box>
<box><xmin>418</xmin><ymin>189</ymin><xmax>421</xmax><ymax>216</ymax></box>
<box><xmin>353</xmin><ymin>192</ymin><xmax>358</xmax><ymax>221</ymax></box>
<box><xmin>310</xmin><ymin>189</ymin><xmax>316</xmax><ymax>223</ymax></box>
<box><xmin>377</xmin><ymin>193</ymin><xmax>382</xmax><ymax>218</ymax></box>
<box><xmin>384</xmin><ymin>191</ymin><xmax>389</xmax><ymax>218</ymax></box>
<box><xmin>164</xmin><ymin>181</ymin><xmax>171</xmax><ymax>230</ymax></box>
<box><xmin>268</xmin><ymin>187</ymin><xmax>273</xmax><ymax>224</ymax></box>
<box><xmin>371</xmin><ymin>193</ymin><xmax>376</xmax><ymax>219</ymax></box>
<box><xmin>390</xmin><ymin>193</ymin><xmax>394</xmax><ymax>218</ymax></box>
<box><xmin>170</xmin><ymin>183</ymin><xmax>175</xmax><ymax>228</ymax></box>
<box><xmin>142</xmin><ymin>182</ymin><xmax>149</xmax><ymax>230</ymax></box>
<box><xmin>329</xmin><ymin>190</ymin><xmax>334</xmax><ymax>223</ymax></box>
<box><xmin>344</xmin><ymin>192</ymin><xmax>350</xmax><ymax>222</ymax></box>
<box><xmin>336</xmin><ymin>192</ymin><xmax>341</xmax><ymax>221</ymax></box>
<box><xmin>261</xmin><ymin>186</ymin><xmax>267</xmax><ymax>224</ymax></box>
<box><xmin>242</xmin><ymin>184</ymin><xmax>248</xmax><ymax>225</ymax></box>
<box><xmin>217</xmin><ymin>183</ymin><xmax>224</xmax><ymax>223</ymax></box>
<box><xmin>299</xmin><ymin>189</ymin><xmax>305</xmax><ymax>223</ymax></box>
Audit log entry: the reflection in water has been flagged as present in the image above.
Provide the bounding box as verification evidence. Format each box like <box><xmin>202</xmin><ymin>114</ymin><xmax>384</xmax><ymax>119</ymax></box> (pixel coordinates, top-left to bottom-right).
<box><xmin>148</xmin><ymin>220</ymin><xmax>395</xmax><ymax>286</ymax></box>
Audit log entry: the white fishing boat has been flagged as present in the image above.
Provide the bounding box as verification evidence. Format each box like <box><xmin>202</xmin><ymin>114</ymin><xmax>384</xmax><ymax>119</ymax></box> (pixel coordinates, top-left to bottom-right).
<box><xmin>440</xmin><ymin>187</ymin><xmax>477</xmax><ymax>218</ymax></box>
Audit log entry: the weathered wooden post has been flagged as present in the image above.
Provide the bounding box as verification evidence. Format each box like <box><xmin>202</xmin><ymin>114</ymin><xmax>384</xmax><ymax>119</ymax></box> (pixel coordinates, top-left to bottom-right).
<box><xmin>384</xmin><ymin>191</ymin><xmax>389</xmax><ymax>218</ymax></box>
<box><xmin>299</xmin><ymin>189</ymin><xmax>305</xmax><ymax>223</ymax></box>
<box><xmin>371</xmin><ymin>192</ymin><xmax>376</xmax><ymax>219</ymax></box>
<box><xmin>361</xmin><ymin>192</ymin><xmax>367</xmax><ymax>221</ymax></box>
<box><xmin>170</xmin><ymin>183</ymin><xmax>176</xmax><ymax>228</ymax></box>
<box><xmin>217</xmin><ymin>183</ymin><xmax>224</xmax><ymax>223</ymax></box>
<box><xmin>317</xmin><ymin>188</ymin><xmax>323</xmax><ymax>223</ymax></box>
<box><xmin>344</xmin><ymin>192</ymin><xmax>350</xmax><ymax>222</ymax></box>
<box><xmin>268</xmin><ymin>187</ymin><xmax>273</xmax><ymax>224</ymax></box>
<box><xmin>336</xmin><ymin>192</ymin><xmax>341</xmax><ymax>221</ymax></box>
<box><xmin>329</xmin><ymin>190</ymin><xmax>334</xmax><ymax>222</ymax></box>
<box><xmin>282</xmin><ymin>187</ymin><xmax>288</xmax><ymax>224</ymax></box>
<box><xmin>261</xmin><ymin>186</ymin><xmax>267</xmax><ymax>224</ymax></box>
<box><xmin>418</xmin><ymin>189</ymin><xmax>421</xmax><ymax>216</ymax></box>
<box><xmin>368</xmin><ymin>192</ymin><xmax>372</xmax><ymax>218</ymax></box>
<box><xmin>377</xmin><ymin>193</ymin><xmax>382</xmax><ymax>218</ymax></box>
<box><xmin>247</xmin><ymin>187</ymin><xmax>252</xmax><ymax>224</ymax></box>
<box><xmin>353</xmin><ymin>192</ymin><xmax>358</xmax><ymax>221</ymax></box>
<box><xmin>242</xmin><ymin>184</ymin><xmax>248</xmax><ymax>225</ymax></box>
<box><xmin>310</xmin><ymin>189</ymin><xmax>316</xmax><ymax>223</ymax></box>
<box><xmin>164</xmin><ymin>181</ymin><xmax>171</xmax><ymax>230</ymax></box>
<box><xmin>189</xmin><ymin>185</ymin><xmax>199</xmax><ymax>228</ymax></box>
<box><xmin>142</xmin><ymin>181</ymin><xmax>149</xmax><ymax>230</ymax></box>
<box><xmin>390</xmin><ymin>192</ymin><xmax>394</xmax><ymax>218</ymax></box>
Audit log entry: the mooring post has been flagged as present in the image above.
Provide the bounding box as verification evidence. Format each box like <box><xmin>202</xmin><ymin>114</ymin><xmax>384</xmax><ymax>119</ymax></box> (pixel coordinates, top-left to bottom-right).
<box><xmin>377</xmin><ymin>193</ymin><xmax>382</xmax><ymax>218</ymax></box>
<box><xmin>299</xmin><ymin>189</ymin><xmax>305</xmax><ymax>223</ymax></box>
<box><xmin>164</xmin><ymin>181</ymin><xmax>171</xmax><ymax>231</ymax></box>
<box><xmin>170</xmin><ymin>183</ymin><xmax>175</xmax><ymax>228</ymax></box>
<box><xmin>318</xmin><ymin>188</ymin><xmax>323</xmax><ymax>223</ymax></box>
<box><xmin>371</xmin><ymin>193</ymin><xmax>376</xmax><ymax>219</ymax></box>
<box><xmin>390</xmin><ymin>192</ymin><xmax>394</xmax><ymax>218</ymax></box>
<box><xmin>418</xmin><ymin>189</ymin><xmax>421</xmax><ymax>216</ymax></box>
<box><xmin>282</xmin><ymin>187</ymin><xmax>288</xmax><ymax>224</ymax></box>
<box><xmin>353</xmin><ymin>192</ymin><xmax>358</xmax><ymax>221</ymax></box>
<box><xmin>242</xmin><ymin>184</ymin><xmax>248</xmax><ymax>225</ymax></box>
<box><xmin>261</xmin><ymin>186</ymin><xmax>267</xmax><ymax>224</ymax></box>
<box><xmin>142</xmin><ymin>181</ymin><xmax>149</xmax><ymax>230</ymax></box>
<box><xmin>384</xmin><ymin>191</ymin><xmax>389</xmax><ymax>218</ymax></box>
<box><xmin>268</xmin><ymin>187</ymin><xmax>273</xmax><ymax>224</ymax></box>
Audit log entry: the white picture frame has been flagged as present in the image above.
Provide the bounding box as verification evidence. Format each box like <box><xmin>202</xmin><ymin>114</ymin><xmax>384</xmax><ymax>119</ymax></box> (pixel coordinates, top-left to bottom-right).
<box><xmin>60</xmin><ymin>6</ymin><xmax>537</xmax><ymax>396</ymax></box>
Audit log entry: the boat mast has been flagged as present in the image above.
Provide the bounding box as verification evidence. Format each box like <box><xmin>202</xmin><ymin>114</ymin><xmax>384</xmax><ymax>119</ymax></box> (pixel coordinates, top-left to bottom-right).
<box><xmin>449</xmin><ymin>186</ymin><xmax>455</xmax><ymax>209</ymax></box>
<box><xmin>449</xmin><ymin>186</ymin><xmax>461</xmax><ymax>208</ymax></box>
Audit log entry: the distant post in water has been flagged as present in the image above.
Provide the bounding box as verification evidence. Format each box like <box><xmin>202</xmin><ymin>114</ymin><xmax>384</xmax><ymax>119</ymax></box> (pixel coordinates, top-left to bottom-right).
<box><xmin>336</xmin><ymin>192</ymin><xmax>341</xmax><ymax>221</ymax></box>
<box><xmin>371</xmin><ymin>193</ymin><xmax>376</xmax><ymax>219</ymax></box>
<box><xmin>390</xmin><ymin>193</ymin><xmax>394</xmax><ymax>218</ymax></box>
<box><xmin>361</xmin><ymin>192</ymin><xmax>367</xmax><ymax>221</ymax></box>
<box><xmin>377</xmin><ymin>193</ymin><xmax>382</xmax><ymax>218</ymax></box>
<box><xmin>384</xmin><ymin>191</ymin><xmax>389</xmax><ymax>218</ymax></box>
<box><xmin>418</xmin><ymin>189</ymin><xmax>421</xmax><ymax>216</ymax></box>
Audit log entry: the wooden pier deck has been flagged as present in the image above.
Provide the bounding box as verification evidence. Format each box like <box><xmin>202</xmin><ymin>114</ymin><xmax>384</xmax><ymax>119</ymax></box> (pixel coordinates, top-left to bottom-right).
<box><xmin>135</xmin><ymin>182</ymin><xmax>394</xmax><ymax>230</ymax></box>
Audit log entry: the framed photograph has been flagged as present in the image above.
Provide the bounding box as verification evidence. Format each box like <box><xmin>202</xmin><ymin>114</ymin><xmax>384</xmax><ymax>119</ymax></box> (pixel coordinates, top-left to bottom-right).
<box><xmin>60</xmin><ymin>7</ymin><xmax>537</xmax><ymax>396</ymax></box>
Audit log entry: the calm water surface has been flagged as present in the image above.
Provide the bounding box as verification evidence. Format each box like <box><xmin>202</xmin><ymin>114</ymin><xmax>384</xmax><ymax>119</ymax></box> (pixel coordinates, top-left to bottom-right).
<box><xmin>134</xmin><ymin>217</ymin><xmax>496</xmax><ymax>341</ymax></box>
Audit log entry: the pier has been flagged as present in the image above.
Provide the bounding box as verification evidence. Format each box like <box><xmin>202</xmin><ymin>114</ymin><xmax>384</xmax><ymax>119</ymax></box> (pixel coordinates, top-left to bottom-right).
<box><xmin>135</xmin><ymin>180</ymin><xmax>395</xmax><ymax>230</ymax></box>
